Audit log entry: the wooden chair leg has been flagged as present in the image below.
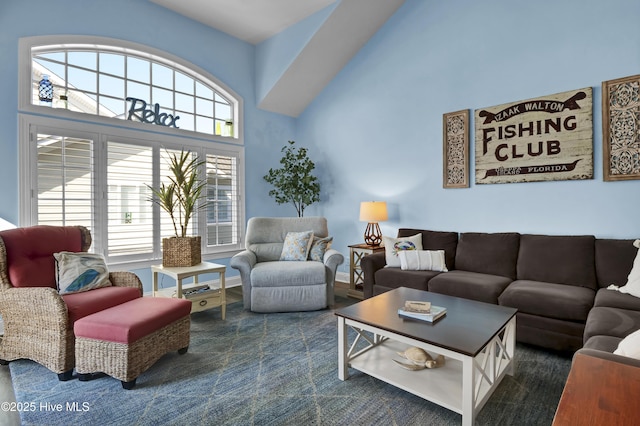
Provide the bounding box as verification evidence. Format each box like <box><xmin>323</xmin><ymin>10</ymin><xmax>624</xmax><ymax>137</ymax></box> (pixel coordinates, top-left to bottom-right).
<box><xmin>122</xmin><ymin>379</ymin><xmax>136</xmax><ymax>390</ymax></box>
<box><xmin>178</xmin><ymin>346</ymin><xmax>188</xmax><ymax>354</ymax></box>
<box><xmin>57</xmin><ymin>370</ymin><xmax>73</xmax><ymax>381</ymax></box>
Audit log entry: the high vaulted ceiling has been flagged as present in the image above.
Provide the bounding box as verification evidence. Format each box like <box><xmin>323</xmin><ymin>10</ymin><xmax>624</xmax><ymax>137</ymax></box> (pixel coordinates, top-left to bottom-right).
<box><xmin>151</xmin><ymin>0</ymin><xmax>405</xmax><ymax>116</ymax></box>
<box><xmin>150</xmin><ymin>0</ymin><xmax>337</xmax><ymax>44</ymax></box>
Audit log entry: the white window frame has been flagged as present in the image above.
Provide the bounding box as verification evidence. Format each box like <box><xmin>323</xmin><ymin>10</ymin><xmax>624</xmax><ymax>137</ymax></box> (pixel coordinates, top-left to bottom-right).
<box><xmin>18</xmin><ymin>36</ymin><xmax>246</xmax><ymax>270</ymax></box>
<box><xmin>19</xmin><ymin>35</ymin><xmax>244</xmax><ymax>145</ymax></box>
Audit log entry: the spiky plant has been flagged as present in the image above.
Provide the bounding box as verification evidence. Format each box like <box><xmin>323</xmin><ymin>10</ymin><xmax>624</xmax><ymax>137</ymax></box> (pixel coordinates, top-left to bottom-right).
<box><xmin>148</xmin><ymin>149</ymin><xmax>206</xmax><ymax>237</ymax></box>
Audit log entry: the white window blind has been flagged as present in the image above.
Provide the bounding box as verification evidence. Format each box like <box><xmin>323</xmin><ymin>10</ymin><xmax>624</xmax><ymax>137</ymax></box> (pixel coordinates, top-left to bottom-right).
<box><xmin>205</xmin><ymin>153</ymin><xmax>239</xmax><ymax>247</ymax></box>
<box><xmin>36</xmin><ymin>133</ymin><xmax>93</xmax><ymax>228</ymax></box>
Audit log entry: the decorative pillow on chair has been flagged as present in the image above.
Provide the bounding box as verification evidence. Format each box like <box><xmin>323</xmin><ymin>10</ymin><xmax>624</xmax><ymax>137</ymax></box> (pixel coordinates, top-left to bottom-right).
<box><xmin>382</xmin><ymin>234</ymin><xmax>423</xmax><ymax>268</ymax></box>
<box><xmin>614</xmin><ymin>328</ymin><xmax>640</xmax><ymax>359</ymax></box>
<box><xmin>608</xmin><ymin>239</ymin><xmax>640</xmax><ymax>298</ymax></box>
<box><xmin>54</xmin><ymin>252</ymin><xmax>111</xmax><ymax>295</ymax></box>
<box><xmin>308</xmin><ymin>236</ymin><xmax>333</xmax><ymax>262</ymax></box>
<box><xmin>280</xmin><ymin>231</ymin><xmax>314</xmax><ymax>261</ymax></box>
<box><xmin>398</xmin><ymin>250</ymin><xmax>448</xmax><ymax>272</ymax></box>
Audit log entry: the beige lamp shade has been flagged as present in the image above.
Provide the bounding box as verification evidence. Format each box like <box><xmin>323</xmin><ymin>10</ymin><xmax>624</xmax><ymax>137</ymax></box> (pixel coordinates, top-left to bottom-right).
<box><xmin>359</xmin><ymin>201</ymin><xmax>387</xmax><ymax>246</ymax></box>
<box><xmin>359</xmin><ymin>201</ymin><xmax>388</xmax><ymax>223</ymax></box>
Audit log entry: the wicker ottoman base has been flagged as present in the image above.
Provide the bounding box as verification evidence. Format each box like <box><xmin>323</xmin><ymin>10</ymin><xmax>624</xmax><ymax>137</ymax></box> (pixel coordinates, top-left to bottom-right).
<box><xmin>74</xmin><ymin>299</ymin><xmax>191</xmax><ymax>389</ymax></box>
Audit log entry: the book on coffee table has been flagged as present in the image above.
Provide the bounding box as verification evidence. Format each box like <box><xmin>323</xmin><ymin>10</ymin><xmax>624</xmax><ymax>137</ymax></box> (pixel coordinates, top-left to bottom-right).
<box><xmin>398</xmin><ymin>305</ymin><xmax>446</xmax><ymax>322</ymax></box>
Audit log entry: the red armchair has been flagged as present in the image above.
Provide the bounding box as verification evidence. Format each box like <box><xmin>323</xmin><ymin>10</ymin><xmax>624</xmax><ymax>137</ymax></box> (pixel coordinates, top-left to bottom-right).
<box><xmin>0</xmin><ymin>226</ymin><xmax>142</xmax><ymax>380</ymax></box>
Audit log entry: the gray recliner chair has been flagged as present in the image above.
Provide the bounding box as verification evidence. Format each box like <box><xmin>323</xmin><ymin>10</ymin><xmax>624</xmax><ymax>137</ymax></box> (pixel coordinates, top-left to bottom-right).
<box><xmin>230</xmin><ymin>217</ymin><xmax>344</xmax><ymax>313</ymax></box>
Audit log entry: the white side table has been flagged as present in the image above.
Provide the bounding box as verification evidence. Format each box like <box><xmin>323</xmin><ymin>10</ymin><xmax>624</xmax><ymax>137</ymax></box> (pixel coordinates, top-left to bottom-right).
<box><xmin>151</xmin><ymin>261</ymin><xmax>227</xmax><ymax>318</ymax></box>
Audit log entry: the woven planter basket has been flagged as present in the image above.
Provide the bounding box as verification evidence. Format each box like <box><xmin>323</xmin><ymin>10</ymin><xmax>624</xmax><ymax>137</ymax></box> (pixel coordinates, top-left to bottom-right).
<box><xmin>162</xmin><ymin>236</ymin><xmax>201</xmax><ymax>267</ymax></box>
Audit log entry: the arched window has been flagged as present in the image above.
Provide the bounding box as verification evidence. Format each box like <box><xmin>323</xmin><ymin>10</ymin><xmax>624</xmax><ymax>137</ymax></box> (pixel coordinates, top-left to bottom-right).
<box><xmin>18</xmin><ymin>36</ymin><xmax>245</xmax><ymax>268</ymax></box>
<box><xmin>30</xmin><ymin>41</ymin><xmax>238</xmax><ymax>137</ymax></box>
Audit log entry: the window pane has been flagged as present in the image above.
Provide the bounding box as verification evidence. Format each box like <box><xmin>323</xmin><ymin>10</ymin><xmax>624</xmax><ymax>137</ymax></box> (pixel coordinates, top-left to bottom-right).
<box><xmin>100</xmin><ymin>53</ymin><xmax>124</xmax><ymax>77</ymax></box>
<box><xmin>196</xmin><ymin>98</ymin><xmax>213</xmax><ymax>116</ymax></box>
<box><xmin>205</xmin><ymin>153</ymin><xmax>237</xmax><ymax>246</ymax></box>
<box><xmin>215</xmin><ymin>102</ymin><xmax>231</xmax><ymax>121</ymax></box>
<box><xmin>98</xmin><ymin>95</ymin><xmax>125</xmax><ymax>118</ymax></box>
<box><xmin>178</xmin><ymin>113</ymin><xmax>194</xmax><ymax>131</ymax></box>
<box><xmin>33</xmin><ymin>58</ymin><xmax>65</xmax><ymax>80</ymax></box>
<box><xmin>107</xmin><ymin>142</ymin><xmax>153</xmax><ymax>256</ymax></box>
<box><xmin>68</xmin><ymin>51</ymin><xmax>96</xmax><ymax>70</ymax></box>
<box><xmin>126</xmin><ymin>81</ymin><xmax>149</xmax><ymax>101</ymax></box>
<box><xmin>99</xmin><ymin>74</ymin><xmax>124</xmax><ymax>99</ymax></box>
<box><xmin>67</xmin><ymin>89</ymin><xmax>97</xmax><ymax>114</ymax></box>
<box><xmin>127</xmin><ymin>57</ymin><xmax>150</xmax><ymax>83</ymax></box>
<box><xmin>37</xmin><ymin>52</ymin><xmax>65</xmax><ymax>62</ymax></box>
<box><xmin>152</xmin><ymin>86</ymin><xmax>173</xmax><ymax>110</ymax></box>
<box><xmin>68</xmin><ymin>66</ymin><xmax>97</xmax><ymax>92</ymax></box>
<box><xmin>152</xmin><ymin>63</ymin><xmax>173</xmax><ymax>89</ymax></box>
<box><xmin>196</xmin><ymin>117</ymin><xmax>213</xmax><ymax>134</ymax></box>
<box><xmin>175</xmin><ymin>93</ymin><xmax>193</xmax><ymax>113</ymax></box>
<box><xmin>175</xmin><ymin>72</ymin><xmax>193</xmax><ymax>95</ymax></box>
<box><xmin>196</xmin><ymin>81</ymin><xmax>213</xmax><ymax>98</ymax></box>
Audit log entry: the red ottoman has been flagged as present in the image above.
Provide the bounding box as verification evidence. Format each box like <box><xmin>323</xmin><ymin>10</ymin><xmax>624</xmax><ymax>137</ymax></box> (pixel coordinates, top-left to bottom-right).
<box><xmin>74</xmin><ymin>297</ymin><xmax>191</xmax><ymax>389</ymax></box>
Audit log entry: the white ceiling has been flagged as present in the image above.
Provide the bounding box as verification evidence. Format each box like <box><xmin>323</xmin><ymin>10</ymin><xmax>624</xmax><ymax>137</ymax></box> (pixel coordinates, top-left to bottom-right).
<box><xmin>150</xmin><ymin>0</ymin><xmax>338</xmax><ymax>44</ymax></box>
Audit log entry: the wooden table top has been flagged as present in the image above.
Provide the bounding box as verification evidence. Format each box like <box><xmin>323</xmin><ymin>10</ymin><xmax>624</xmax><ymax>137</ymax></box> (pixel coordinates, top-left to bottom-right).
<box><xmin>553</xmin><ymin>352</ymin><xmax>640</xmax><ymax>425</ymax></box>
<box><xmin>335</xmin><ymin>287</ymin><xmax>517</xmax><ymax>357</ymax></box>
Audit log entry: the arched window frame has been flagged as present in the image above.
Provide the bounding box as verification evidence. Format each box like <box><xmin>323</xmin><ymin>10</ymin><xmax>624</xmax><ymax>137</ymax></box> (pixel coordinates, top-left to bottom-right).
<box><xmin>18</xmin><ymin>35</ymin><xmax>244</xmax><ymax>145</ymax></box>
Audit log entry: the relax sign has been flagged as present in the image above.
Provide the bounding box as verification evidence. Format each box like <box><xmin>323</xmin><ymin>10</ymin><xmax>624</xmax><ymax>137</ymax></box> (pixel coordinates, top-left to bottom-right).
<box><xmin>475</xmin><ymin>88</ymin><xmax>593</xmax><ymax>184</ymax></box>
<box><xmin>126</xmin><ymin>97</ymin><xmax>180</xmax><ymax>128</ymax></box>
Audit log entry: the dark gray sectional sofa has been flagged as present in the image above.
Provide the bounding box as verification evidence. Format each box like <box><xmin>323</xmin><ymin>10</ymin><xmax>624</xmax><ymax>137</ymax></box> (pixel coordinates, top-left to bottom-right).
<box><xmin>361</xmin><ymin>228</ymin><xmax>639</xmax><ymax>353</ymax></box>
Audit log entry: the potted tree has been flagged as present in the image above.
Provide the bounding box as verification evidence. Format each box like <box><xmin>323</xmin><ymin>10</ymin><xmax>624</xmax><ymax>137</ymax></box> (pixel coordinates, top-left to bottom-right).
<box><xmin>264</xmin><ymin>140</ymin><xmax>320</xmax><ymax>217</ymax></box>
<box><xmin>148</xmin><ymin>149</ymin><xmax>206</xmax><ymax>267</ymax></box>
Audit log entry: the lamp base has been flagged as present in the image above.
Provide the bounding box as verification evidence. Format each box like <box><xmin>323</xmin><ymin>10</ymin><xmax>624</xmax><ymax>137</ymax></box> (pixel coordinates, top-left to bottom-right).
<box><xmin>364</xmin><ymin>223</ymin><xmax>382</xmax><ymax>246</ymax></box>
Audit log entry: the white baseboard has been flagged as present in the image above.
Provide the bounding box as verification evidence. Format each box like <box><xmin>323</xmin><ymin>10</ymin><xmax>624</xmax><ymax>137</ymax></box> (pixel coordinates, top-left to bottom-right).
<box><xmin>335</xmin><ymin>271</ymin><xmax>349</xmax><ymax>284</ymax></box>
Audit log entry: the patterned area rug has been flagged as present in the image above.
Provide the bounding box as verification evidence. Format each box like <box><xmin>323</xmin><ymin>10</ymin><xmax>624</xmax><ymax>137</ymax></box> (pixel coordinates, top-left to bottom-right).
<box><xmin>9</xmin><ymin>297</ymin><xmax>571</xmax><ymax>425</ymax></box>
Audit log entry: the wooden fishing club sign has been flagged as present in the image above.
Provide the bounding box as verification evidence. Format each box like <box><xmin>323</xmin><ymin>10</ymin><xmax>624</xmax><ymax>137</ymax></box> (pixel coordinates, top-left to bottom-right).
<box><xmin>475</xmin><ymin>87</ymin><xmax>593</xmax><ymax>184</ymax></box>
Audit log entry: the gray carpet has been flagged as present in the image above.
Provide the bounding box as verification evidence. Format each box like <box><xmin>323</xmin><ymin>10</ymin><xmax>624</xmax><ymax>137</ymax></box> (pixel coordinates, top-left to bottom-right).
<box><xmin>9</xmin><ymin>297</ymin><xmax>571</xmax><ymax>425</ymax></box>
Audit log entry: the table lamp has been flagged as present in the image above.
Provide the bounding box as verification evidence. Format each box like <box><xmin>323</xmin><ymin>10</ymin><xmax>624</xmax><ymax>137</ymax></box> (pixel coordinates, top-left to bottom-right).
<box><xmin>359</xmin><ymin>201</ymin><xmax>388</xmax><ymax>246</ymax></box>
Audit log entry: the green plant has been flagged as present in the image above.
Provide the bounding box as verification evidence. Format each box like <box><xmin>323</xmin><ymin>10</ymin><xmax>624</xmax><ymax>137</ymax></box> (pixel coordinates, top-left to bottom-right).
<box><xmin>264</xmin><ymin>141</ymin><xmax>320</xmax><ymax>217</ymax></box>
<box><xmin>147</xmin><ymin>149</ymin><xmax>206</xmax><ymax>237</ymax></box>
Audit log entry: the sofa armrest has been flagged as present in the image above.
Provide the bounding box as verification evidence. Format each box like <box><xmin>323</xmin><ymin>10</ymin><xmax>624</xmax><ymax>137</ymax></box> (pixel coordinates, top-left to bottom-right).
<box><xmin>361</xmin><ymin>252</ymin><xmax>387</xmax><ymax>299</ymax></box>
<box><xmin>323</xmin><ymin>248</ymin><xmax>344</xmax><ymax>272</ymax></box>
<box><xmin>230</xmin><ymin>250</ymin><xmax>257</xmax><ymax>309</ymax></box>
<box><xmin>575</xmin><ymin>347</ymin><xmax>640</xmax><ymax>369</ymax></box>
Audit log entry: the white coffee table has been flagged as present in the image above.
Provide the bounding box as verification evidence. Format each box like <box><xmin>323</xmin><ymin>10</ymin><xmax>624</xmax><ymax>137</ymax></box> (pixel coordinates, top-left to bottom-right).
<box><xmin>335</xmin><ymin>287</ymin><xmax>517</xmax><ymax>426</ymax></box>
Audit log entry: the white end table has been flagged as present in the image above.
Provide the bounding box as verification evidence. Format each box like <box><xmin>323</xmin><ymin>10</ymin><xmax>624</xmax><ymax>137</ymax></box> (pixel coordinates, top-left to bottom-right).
<box><xmin>151</xmin><ymin>261</ymin><xmax>227</xmax><ymax>318</ymax></box>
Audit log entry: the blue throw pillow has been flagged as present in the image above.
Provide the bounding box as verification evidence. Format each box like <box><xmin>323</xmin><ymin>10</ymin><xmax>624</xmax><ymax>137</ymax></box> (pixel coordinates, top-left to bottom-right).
<box><xmin>280</xmin><ymin>231</ymin><xmax>314</xmax><ymax>261</ymax></box>
<box><xmin>308</xmin><ymin>236</ymin><xmax>333</xmax><ymax>262</ymax></box>
<box><xmin>54</xmin><ymin>252</ymin><xmax>111</xmax><ymax>294</ymax></box>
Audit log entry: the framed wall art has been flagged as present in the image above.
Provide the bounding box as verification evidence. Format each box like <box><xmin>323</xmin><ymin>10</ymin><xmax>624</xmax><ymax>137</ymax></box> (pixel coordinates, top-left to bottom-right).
<box><xmin>442</xmin><ymin>109</ymin><xmax>469</xmax><ymax>188</ymax></box>
<box><xmin>474</xmin><ymin>88</ymin><xmax>593</xmax><ymax>184</ymax></box>
<box><xmin>602</xmin><ymin>74</ymin><xmax>640</xmax><ymax>181</ymax></box>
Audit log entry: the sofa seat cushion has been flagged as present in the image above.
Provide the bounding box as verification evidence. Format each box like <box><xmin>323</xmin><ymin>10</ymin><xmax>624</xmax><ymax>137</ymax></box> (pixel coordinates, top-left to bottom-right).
<box><xmin>74</xmin><ymin>297</ymin><xmax>192</xmax><ymax>344</ymax></box>
<box><xmin>594</xmin><ymin>287</ymin><xmax>640</xmax><ymax>311</ymax></box>
<box><xmin>62</xmin><ymin>286</ymin><xmax>142</xmax><ymax>324</ymax></box>
<box><xmin>499</xmin><ymin>280</ymin><xmax>595</xmax><ymax>321</ymax></box>
<box><xmin>374</xmin><ymin>267</ymin><xmax>441</xmax><ymax>292</ymax></box>
<box><xmin>428</xmin><ymin>270</ymin><xmax>512</xmax><ymax>304</ymax></box>
<box><xmin>584</xmin><ymin>306</ymin><xmax>640</xmax><ymax>342</ymax></box>
<box><xmin>250</xmin><ymin>261</ymin><xmax>325</xmax><ymax>288</ymax></box>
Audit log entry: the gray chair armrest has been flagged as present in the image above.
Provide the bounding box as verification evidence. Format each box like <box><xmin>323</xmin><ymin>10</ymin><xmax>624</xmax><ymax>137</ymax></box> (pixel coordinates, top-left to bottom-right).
<box><xmin>323</xmin><ymin>248</ymin><xmax>344</xmax><ymax>308</ymax></box>
<box><xmin>230</xmin><ymin>250</ymin><xmax>257</xmax><ymax>309</ymax></box>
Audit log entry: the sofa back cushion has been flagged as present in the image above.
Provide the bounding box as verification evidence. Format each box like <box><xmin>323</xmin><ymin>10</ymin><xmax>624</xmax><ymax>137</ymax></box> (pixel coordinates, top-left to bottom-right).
<box><xmin>0</xmin><ymin>226</ymin><xmax>84</xmax><ymax>288</ymax></box>
<box><xmin>517</xmin><ymin>234</ymin><xmax>596</xmax><ymax>289</ymax></box>
<box><xmin>397</xmin><ymin>229</ymin><xmax>458</xmax><ymax>270</ymax></box>
<box><xmin>245</xmin><ymin>217</ymin><xmax>329</xmax><ymax>262</ymax></box>
<box><xmin>455</xmin><ymin>232</ymin><xmax>520</xmax><ymax>279</ymax></box>
<box><xmin>595</xmin><ymin>239</ymin><xmax>637</xmax><ymax>288</ymax></box>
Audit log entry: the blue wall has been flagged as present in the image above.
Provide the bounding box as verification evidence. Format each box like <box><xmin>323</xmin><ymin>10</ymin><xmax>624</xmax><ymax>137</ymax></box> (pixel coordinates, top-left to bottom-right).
<box><xmin>2</xmin><ymin>0</ymin><xmax>640</xmax><ymax>283</ymax></box>
<box><xmin>297</xmin><ymin>0</ymin><xmax>640</xmax><ymax>273</ymax></box>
